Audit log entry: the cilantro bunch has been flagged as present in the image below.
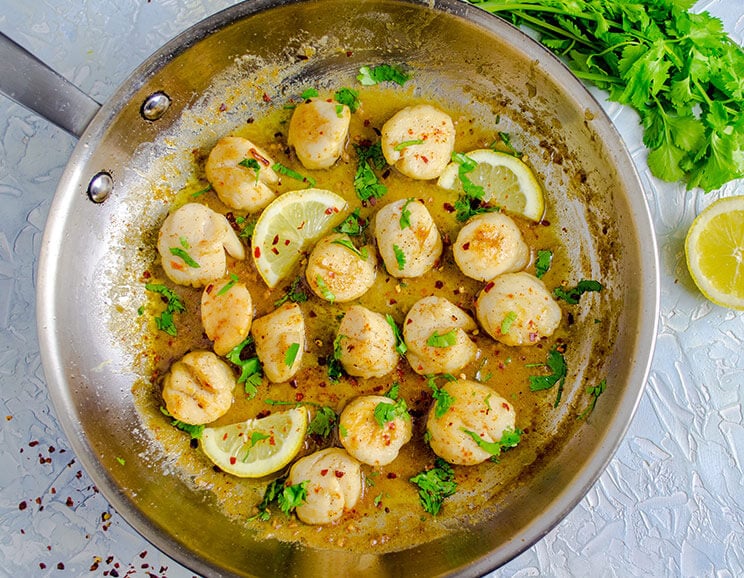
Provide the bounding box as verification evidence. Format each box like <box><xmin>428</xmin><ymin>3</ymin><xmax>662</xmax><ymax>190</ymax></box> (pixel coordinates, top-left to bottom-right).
<box><xmin>470</xmin><ymin>0</ymin><xmax>744</xmax><ymax>192</ymax></box>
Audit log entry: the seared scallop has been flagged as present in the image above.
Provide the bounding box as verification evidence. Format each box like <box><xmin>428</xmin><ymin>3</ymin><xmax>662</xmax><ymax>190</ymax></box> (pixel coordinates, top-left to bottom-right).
<box><xmin>288</xmin><ymin>448</ymin><xmax>363</xmax><ymax>525</ymax></box>
<box><xmin>288</xmin><ymin>98</ymin><xmax>351</xmax><ymax>170</ymax></box>
<box><xmin>426</xmin><ymin>379</ymin><xmax>517</xmax><ymax>466</ymax></box>
<box><xmin>475</xmin><ymin>271</ymin><xmax>561</xmax><ymax>346</ymax></box>
<box><xmin>403</xmin><ymin>296</ymin><xmax>478</xmax><ymax>375</ymax></box>
<box><xmin>305</xmin><ymin>233</ymin><xmax>377</xmax><ymax>303</ymax></box>
<box><xmin>336</xmin><ymin>305</ymin><xmax>399</xmax><ymax>378</ymax></box>
<box><xmin>374</xmin><ymin>198</ymin><xmax>442</xmax><ymax>278</ymax></box>
<box><xmin>201</xmin><ymin>277</ymin><xmax>253</xmax><ymax>357</ymax></box>
<box><xmin>161</xmin><ymin>350</ymin><xmax>235</xmax><ymax>425</ymax></box>
<box><xmin>205</xmin><ymin>136</ymin><xmax>278</xmax><ymax>212</ymax></box>
<box><xmin>380</xmin><ymin>104</ymin><xmax>455</xmax><ymax>180</ymax></box>
<box><xmin>157</xmin><ymin>202</ymin><xmax>245</xmax><ymax>288</ymax></box>
<box><xmin>251</xmin><ymin>303</ymin><xmax>305</xmax><ymax>383</ymax></box>
<box><xmin>339</xmin><ymin>395</ymin><xmax>412</xmax><ymax>467</ymax></box>
<box><xmin>453</xmin><ymin>212</ymin><xmax>530</xmax><ymax>281</ymax></box>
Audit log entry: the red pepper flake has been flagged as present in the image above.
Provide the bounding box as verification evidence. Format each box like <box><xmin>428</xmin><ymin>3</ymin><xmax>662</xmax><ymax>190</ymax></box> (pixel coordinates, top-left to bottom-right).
<box><xmin>250</xmin><ymin>147</ymin><xmax>271</xmax><ymax>166</ymax></box>
<box><xmin>386</xmin><ymin>472</ymin><xmax>397</xmax><ymax>479</ymax></box>
<box><xmin>443</xmin><ymin>202</ymin><xmax>455</xmax><ymax>213</ymax></box>
<box><xmin>334</xmin><ymin>470</ymin><xmax>345</xmax><ymax>478</ymax></box>
<box><xmin>229</xmin><ymin>457</ymin><xmax>237</xmax><ymax>465</ymax></box>
<box><xmin>272</xmin><ymin>234</ymin><xmax>279</xmax><ymax>245</ymax></box>
<box><xmin>284</xmin><ymin>239</ymin><xmax>290</xmax><ymax>246</ymax></box>
<box><xmin>320</xmin><ymin>468</ymin><xmax>329</xmax><ymax>476</ymax></box>
<box><xmin>483</xmin><ymin>280</ymin><xmax>495</xmax><ymax>293</ymax></box>
<box><xmin>295</xmin><ymin>392</ymin><xmax>304</xmax><ymax>402</ymax></box>
<box><xmin>29</xmin><ymin>440</ymin><xmax>39</xmax><ymax>447</ymax></box>
<box><xmin>18</xmin><ymin>501</ymin><xmax>27</xmax><ymax>510</ymax></box>
<box><xmin>262</xmin><ymin>93</ymin><xmax>271</xmax><ymax>102</ymax></box>
<box><xmin>219</xmin><ymin>102</ymin><xmax>227</xmax><ymax>112</ymax></box>
<box><xmin>462</xmin><ymin>242</ymin><xmax>470</xmax><ymax>250</ymax></box>
<box><xmin>39</xmin><ymin>563</ymin><xmax>46</xmax><ymax>570</ymax></box>
<box><xmin>65</xmin><ymin>496</ymin><xmax>74</xmax><ymax>507</ymax></box>
<box><xmin>271</xmin><ymin>247</ymin><xmax>279</xmax><ymax>255</ymax></box>
<box><xmin>205</xmin><ymin>283</ymin><xmax>214</xmax><ymax>294</ymax></box>
<box><xmin>57</xmin><ymin>562</ymin><xmax>65</xmax><ymax>570</ymax></box>
<box><xmin>254</xmin><ymin>247</ymin><xmax>261</xmax><ymax>258</ymax></box>
<box><xmin>435</xmin><ymin>280</ymin><xmax>444</xmax><ymax>289</ymax></box>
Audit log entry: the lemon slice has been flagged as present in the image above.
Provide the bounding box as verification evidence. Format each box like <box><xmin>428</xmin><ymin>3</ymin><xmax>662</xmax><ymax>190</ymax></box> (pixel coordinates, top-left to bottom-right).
<box><xmin>437</xmin><ymin>149</ymin><xmax>545</xmax><ymax>221</ymax></box>
<box><xmin>201</xmin><ymin>407</ymin><xmax>308</xmax><ymax>477</ymax></box>
<box><xmin>685</xmin><ymin>195</ymin><xmax>744</xmax><ymax>310</ymax></box>
<box><xmin>252</xmin><ymin>188</ymin><xmax>348</xmax><ymax>288</ymax></box>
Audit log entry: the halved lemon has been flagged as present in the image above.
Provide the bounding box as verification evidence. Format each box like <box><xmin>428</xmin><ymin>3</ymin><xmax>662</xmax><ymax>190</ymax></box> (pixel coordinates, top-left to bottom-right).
<box><xmin>252</xmin><ymin>188</ymin><xmax>348</xmax><ymax>288</ymax></box>
<box><xmin>201</xmin><ymin>407</ymin><xmax>308</xmax><ymax>478</ymax></box>
<box><xmin>437</xmin><ymin>149</ymin><xmax>545</xmax><ymax>221</ymax></box>
<box><xmin>685</xmin><ymin>195</ymin><xmax>744</xmax><ymax>310</ymax></box>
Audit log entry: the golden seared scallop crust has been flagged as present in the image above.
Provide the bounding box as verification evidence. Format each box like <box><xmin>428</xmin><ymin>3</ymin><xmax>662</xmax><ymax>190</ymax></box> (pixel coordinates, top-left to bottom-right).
<box><xmin>426</xmin><ymin>379</ymin><xmax>516</xmax><ymax>466</ymax></box>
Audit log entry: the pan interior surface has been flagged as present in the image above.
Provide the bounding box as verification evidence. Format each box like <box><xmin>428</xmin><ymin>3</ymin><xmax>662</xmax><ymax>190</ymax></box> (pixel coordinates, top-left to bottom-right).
<box><xmin>36</xmin><ymin>0</ymin><xmax>658</xmax><ymax>576</ymax></box>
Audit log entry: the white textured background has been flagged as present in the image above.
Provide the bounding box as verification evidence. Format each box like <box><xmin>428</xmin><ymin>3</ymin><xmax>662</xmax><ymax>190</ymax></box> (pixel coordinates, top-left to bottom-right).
<box><xmin>0</xmin><ymin>1</ymin><xmax>742</xmax><ymax>576</ymax></box>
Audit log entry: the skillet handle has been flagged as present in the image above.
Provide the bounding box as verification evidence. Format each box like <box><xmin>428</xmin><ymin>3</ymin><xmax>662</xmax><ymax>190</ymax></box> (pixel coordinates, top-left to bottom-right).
<box><xmin>0</xmin><ymin>32</ymin><xmax>101</xmax><ymax>138</ymax></box>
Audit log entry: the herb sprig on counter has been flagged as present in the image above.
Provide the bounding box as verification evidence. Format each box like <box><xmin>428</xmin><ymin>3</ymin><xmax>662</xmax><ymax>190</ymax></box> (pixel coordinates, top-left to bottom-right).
<box><xmin>469</xmin><ymin>0</ymin><xmax>744</xmax><ymax>192</ymax></box>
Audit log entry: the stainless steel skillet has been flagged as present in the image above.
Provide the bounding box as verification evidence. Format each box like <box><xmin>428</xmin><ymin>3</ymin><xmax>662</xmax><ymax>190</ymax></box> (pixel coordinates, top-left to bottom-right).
<box><xmin>1</xmin><ymin>0</ymin><xmax>658</xmax><ymax>575</ymax></box>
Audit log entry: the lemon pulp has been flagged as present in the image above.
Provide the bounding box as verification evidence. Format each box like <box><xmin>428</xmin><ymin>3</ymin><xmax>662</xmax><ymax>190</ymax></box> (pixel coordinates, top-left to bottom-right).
<box><xmin>437</xmin><ymin>149</ymin><xmax>545</xmax><ymax>221</ymax></box>
<box><xmin>251</xmin><ymin>188</ymin><xmax>348</xmax><ymax>288</ymax></box>
<box><xmin>200</xmin><ymin>407</ymin><xmax>308</xmax><ymax>478</ymax></box>
<box><xmin>685</xmin><ymin>195</ymin><xmax>744</xmax><ymax>310</ymax></box>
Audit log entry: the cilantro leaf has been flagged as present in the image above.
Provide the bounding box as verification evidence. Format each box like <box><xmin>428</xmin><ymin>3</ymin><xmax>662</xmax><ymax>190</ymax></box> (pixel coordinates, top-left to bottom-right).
<box><xmin>409</xmin><ymin>458</ymin><xmax>457</xmax><ymax>515</ymax></box>
<box><xmin>461</xmin><ymin>427</ymin><xmax>522</xmax><ymax>461</ymax></box>
<box><xmin>159</xmin><ymin>406</ymin><xmax>204</xmax><ymax>439</ymax></box>
<box><xmin>226</xmin><ymin>337</ymin><xmax>263</xmax><ymax>398</ymax></box>
<box><xmin>357</xmin><ymin>64</ymin><xmax>410</xmax><ymax>86</ymax></box>
<box><xmin>334</xmin><ymin>87</ymin><xmax>360</xmax><ymax>112</ymax></box>
<box><xmin>579</xmin><ymin>379</ymin><xmax>607</xmax><ymax>420</ymax></box>
<box><xmin>535</xmin><ymin>249</ymin><xmax>553</xmax><ymax>279</ymax></box>
<box><xmin>553</xmin><ymin>279</ymin><xmax>603</xmax><ymax>304</ymax></box>
<box><xmin>385</xmin><ymin>314</ymin><xmax>407</xmax><ymax>356</ymax></box>
<box><xmin>145</xmin><ymin>283</ymin><xmax>185</xmax><ymax>337</ymax></box>
<box><xmin>353</xmin><ymin>142</ymin><xmax>388</xmax><ymax>201</ymax></box>
<box><xmin>426</xmin><ymin>330</ymin><xmax>457</xmax><ymax>348</ymax></box>
<box><xmin>307</xmin><ymin>406</ymin><xmax>337</xmax><ymax>438</ymax></box>
<box><xmin>334</xmin><ymin>208</ymin><xmax>368</xmax><ymax>236</ymax></box>
<box><xmin>529</xmin><ymin>346</ymin><xmax>568</xmax><ymax>407</ymax></box>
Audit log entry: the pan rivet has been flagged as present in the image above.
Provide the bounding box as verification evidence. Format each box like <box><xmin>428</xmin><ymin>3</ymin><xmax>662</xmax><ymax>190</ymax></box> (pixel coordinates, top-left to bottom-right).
<box><xmin>141</xmin><ymin>91</ymin><xmax>171</xmax><ymax>121</ymax></box>
<box><xmin>87</xmin><ymin>171</ymin><xmax>113</xmax><ymax>203</ymax></box>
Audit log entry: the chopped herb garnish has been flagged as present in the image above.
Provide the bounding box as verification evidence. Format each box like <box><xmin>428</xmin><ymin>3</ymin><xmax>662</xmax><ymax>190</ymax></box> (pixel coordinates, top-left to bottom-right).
<box><xmin>353</xmin><ymin>142</ymin><xmax>388</xmax><ymax>201</ymax></box>
<box><xmin>145</xmin><ymin>283</ymin><xmax>185</xmax><ymax>337</ymax></box>
<box><xmin>496</xmin><ymin>131</ymin><xmax>520</xmax><ymax>156</ymax></box>
<box><xmin>307</xmin><ymin>406</ymin><xmax>337</xmax><ymax>438</ymax></box>
<box><xmin>409</xmin><ymin>458</ymin><xmax>457</xmax><ymax>515</ymax></box>
<box><xmin>393</xmin><ymin>244</ymin><xmax>406</xmax><ymax>271</ymax></box>
<box><xmin>274</xmin><ymin>276</ymin><xmax>309</xmax><ymax>307</ymax></box>
<box><xmin>334</xmin><ymin>87</ymin><xmax>360</xmax><ymax>112</ymax></box>
<box><xmin>426</xmin><ymin>374</ymin><xmax>457</xmax><ymax>418</ymax></box>
<box><xmin>169</xmin><ymin>246</ymin><xmax>200</xmax><ymax>268</ymax></box>
<box><xmin>327</xmin><ymin>333</ymin><xmax>344</xmax><ymax>382</ymax></box>
<box><xmin>394</xmin><ymin>139</ymin><xmax>424</xmax><ymax>151</ymax></box>
<box><xmin>500</xmin><ymin>311</ymin><xmax>517</xmax><ymax>335</ymax></box>
<box><xmin>399</xmin><ymin>197</ymin><xmax>414</xmax><ymax>229</ymax></box>
<box><xmin>285</xmin><ymin>342</ymin><xmax>301</xmax><ymax>367</ymax></box>
<box><xmin>190</xmin><ymin>183</ymin><xmax>212</xmax><ymax>198</ymax></box>
<box><xmin>385</xmin><ymin>314</ymin><xmax>407</xmax><ymax>356</ymax></box>
<box><xmin>226</xmin><ymin>336</ymin><xmax>263</xmax><ymax>398</ymax></box>
<box><xmin>315</xmin><ymin>275</ymin><xmax>336</xmax><ymax>303</ymax></box>
<box><xmin>239</xmin><ymin>157</ymin><xmax>262</xmax><ymax>182</ymax></box>
<box><xmin>216</xmin><ymin>273</ymin><xmax>240</xmax><ymax>296</ymax></box>
<box><xmin>243</xmin><ymin>432</ymin><xmax>271</xmax><ymax>460</ymax></box>
<box><xmin>357</xmin><ymin>64</ymin><xmax>410</xmax><ymax>86</ymax></box>
<box><xmin>272</xmin><ymin>162</ymin><xmax>316</xmax><ymax>188</ymax></box>
<box><xmin>331</xmin><ymin>238</ymin><xmax>369</xmax><ymax>260</ymax></box>
<box><xmin>300</xmin><ymin>88</ymin><xmax>319</xmax><ymax>99</ymax></box>
<box><xmin>334</xmin><ymin>208</ymin><xmax>368</xmax><ymax>236</ymax></box>
<box><xmin>450</xmin><ymin>152</ymin><xmax>500</xmax><ymax>222</ymax></box>
<box><xmin>461</xmin><ymin>427</ymin><xmax>522</xmax><ymax>461</ymax></box>
<box><xmin>579</xmin><ymin>379</ymin><xmax>607</xmax><ymax>420</ymax></box>
<box><xmin>116</xmin><ymin>457</ymin><xmax>126</xmax><ymax>466</ymax></box>
<box><xmin>373</xmin><ymin>387</ymin><xmax>409</xmax><ymax>428</ymax></box>
<box><xmin>426</xmin><ymin>329</ymin><xmax>457</xmax><ymax>348</ymax></box>
<box><xmin>235</xmin><ymin>215</ymin><xmax>257</xmax><ymax>239</ymax></box>
<box><xmin>251</xmin><ymin>475</ymin><xmax>308</xmax><ymax>521</ymax></box>
<box><xmin>535</xmin><ymin>249</ymin><xmax>553</xmax><ymax>279</ymax></box>
<box><xmin>160</xmin><ymin>406</ymin><xmax>204</xmax><ymax>439</ymax></box>
<box><xmin>529</xmin><ymin>345</ymin><xmax>568</xmax><ymax>407</ymax></box>
<box><xmin>553</xmin><ymin>279</ymin><xmax>603</xmax><ymax>304</ymax></box>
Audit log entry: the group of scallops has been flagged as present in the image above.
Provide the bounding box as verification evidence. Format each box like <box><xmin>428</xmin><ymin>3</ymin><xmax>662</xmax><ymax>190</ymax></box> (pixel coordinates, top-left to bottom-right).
<box><xmin>155</xmin><ymin>94</ymin><xmax>562</xmax><ymax>525</ymax></box>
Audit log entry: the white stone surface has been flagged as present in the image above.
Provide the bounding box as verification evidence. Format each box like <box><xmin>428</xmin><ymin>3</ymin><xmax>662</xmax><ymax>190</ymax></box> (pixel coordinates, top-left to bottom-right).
<box><xmin>0</xmin><ymin>1</ymin><xmax>741</xmax><ymax>576</ymax></box>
